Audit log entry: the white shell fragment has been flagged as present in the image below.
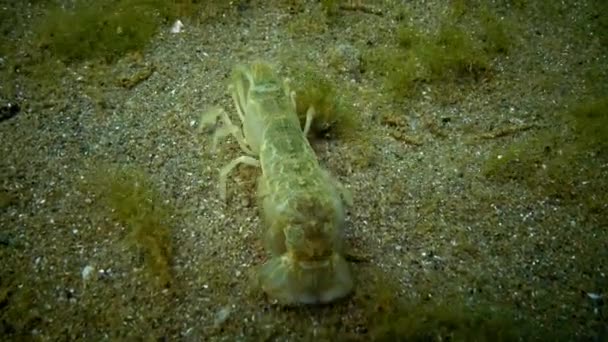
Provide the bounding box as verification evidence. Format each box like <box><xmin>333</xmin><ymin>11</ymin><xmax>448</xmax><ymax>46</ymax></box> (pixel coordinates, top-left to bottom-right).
<box><xmin>214</xmin><ymin>306</ymin><xmax>232</xmax><ymax>327</ymax></box>
<box><xmin>170</xmin><ymin>20</ymin><xmax>184</xmax><ymax>34</ymax></box>
<box><xmin>81</xmin><ymin>265</ymin><xmax>95</xmax><ymax>281</ymax></box>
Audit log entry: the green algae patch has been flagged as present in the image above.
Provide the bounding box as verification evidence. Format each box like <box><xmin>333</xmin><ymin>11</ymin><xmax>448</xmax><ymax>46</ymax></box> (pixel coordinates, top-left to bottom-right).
<box><xmin>320</xmin><ymin>0</ymin><xmax>340</xmax><ymax>16</ymax></box>
<box><xmin>355</xmin><ymin>270</ymin><xmax>537</xmax><ymax>341</ymax></box>
<box><xmin>292</xmin><ymin>69</ymin><xmax>357</xmax><ymax>140</ymax></box>
<box><xmin>0</xmin><ymin>274</ymin><xmax>42</xmax><ymax>340</ymax></box>
<box><xmin>483</xmin><ymin>97</ymin><xmax>608</xmax><ymax>212</ymax></box>
<box><xmin>362</xmin><ymin>4</ymin><xmax>515</xmax><ymax>101</ymax></box>
<box><xmin>478</xmin><ymin>7</ymin><xmax>514</xmax><ymax>55</ymax></box>
<box><xmin>36</xmin><ymin>0</ymin><xmax>168</xmax><ymax>63</ymax></box>
<box><xmin>34</xmin><ymin>0</ymin><xmax>230</xmax><ymax>63</ymax></box>
<box><xmin>566</xmin><ymin>97</ymin><xmax>608</xmax><ymax>152</ymax></box>
<box><xmin>368</xmin><ymin>300</ymin><xmax>525</xmax><ymax>341</ymax></box>
<box><xmin>0</xmin><ymin>189</ymin><xmax>19</xmax><ymax>210</ymax></box>
<box><xmin>392</xmin><ymin>23</ymin><xmax>489</xmax><ymax>94</ymax></box>
<box><xmin>286</xmin><ymin>64</ymin><xmax>375</xmax><ymax>169</ymax></box>
<box><xmin>84</xmin><ymin>164</ymin><xmax>174</xmax><ymax>288</ymax></box>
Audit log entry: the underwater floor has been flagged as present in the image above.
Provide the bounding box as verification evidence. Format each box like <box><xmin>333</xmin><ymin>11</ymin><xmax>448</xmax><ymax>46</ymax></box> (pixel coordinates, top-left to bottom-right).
<box><xmin>1</xmin><ymin>0</ymin><xmax>607</xmax><ymax>340</ymax></box>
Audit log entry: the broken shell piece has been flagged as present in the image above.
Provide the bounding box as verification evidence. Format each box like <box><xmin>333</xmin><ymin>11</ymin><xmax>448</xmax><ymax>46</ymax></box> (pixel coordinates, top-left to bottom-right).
<box><xmin>170</xmin><ymin>20</ymin><xmax>184</xmax><ymax>34</ymax></box>
<box><xmin>82</xmin><ymin>265</ymin><xmax>95</xmax><ymax>281</ymax></box>
<box><xmin>214</xmin><ymin>306</ymin><xmax>232</xmax><ymax>327</ymax></box>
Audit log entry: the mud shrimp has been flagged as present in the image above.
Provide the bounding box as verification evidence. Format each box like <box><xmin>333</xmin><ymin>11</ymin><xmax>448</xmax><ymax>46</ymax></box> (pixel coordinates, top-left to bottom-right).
<box><xmin>200</xmin><ymin>61</ymin><xmax>353</xmax><ymax>304</ymax></box>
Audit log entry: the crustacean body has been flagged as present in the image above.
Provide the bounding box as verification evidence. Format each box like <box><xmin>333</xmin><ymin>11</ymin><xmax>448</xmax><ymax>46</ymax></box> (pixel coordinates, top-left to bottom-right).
<box><xmin>200</xmin><ymin>61</ymin><xmax>353</xmax><ymax>304</ymax></box>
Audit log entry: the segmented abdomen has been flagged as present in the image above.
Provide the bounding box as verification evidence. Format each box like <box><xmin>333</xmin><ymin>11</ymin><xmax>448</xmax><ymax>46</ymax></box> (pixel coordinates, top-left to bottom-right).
<box><xmin>258</xmin><ymin>112</ymin><xmax>346</xmax><ymax>256</ymax></box>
